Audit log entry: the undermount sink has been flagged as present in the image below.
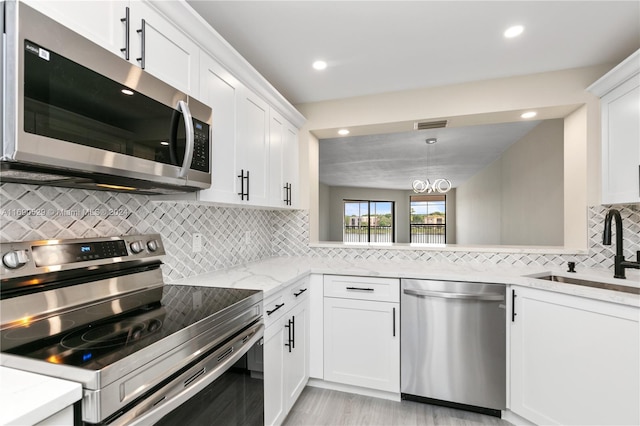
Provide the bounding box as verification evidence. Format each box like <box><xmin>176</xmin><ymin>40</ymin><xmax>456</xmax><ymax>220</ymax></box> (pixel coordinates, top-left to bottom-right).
<box><xmin>535</xmin><ymin>275</ymin><xmax>640</xmax><ymax>295</ymax></box>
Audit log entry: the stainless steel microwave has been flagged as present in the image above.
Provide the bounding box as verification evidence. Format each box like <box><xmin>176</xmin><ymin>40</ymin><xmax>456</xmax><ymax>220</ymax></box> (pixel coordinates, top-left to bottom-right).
<box><xmin>1</xmin><ymin>2</ymin><xmax>212</xmax><ymax>194</ymax></box>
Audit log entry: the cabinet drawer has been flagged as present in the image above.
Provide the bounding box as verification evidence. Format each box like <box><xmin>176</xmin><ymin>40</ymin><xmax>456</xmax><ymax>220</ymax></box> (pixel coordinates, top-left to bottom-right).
<box><xmin>288</xmin><ymin>277</ymin><xmax>310</xmax><ymax>303</ymax></box>
<box><xmin>324</xmin><ymin>275</ymin><xmax>399</xmax><ymax>302</ymax></box>
<box><xmin>264</xmin><ymin>291</ymin><xmax>288</xmax><ymax>328</ymax></box>
<box><xmin>264</xmin><ymin>276</ymin><xmax>310</xmax><ymax>328</ymax></box>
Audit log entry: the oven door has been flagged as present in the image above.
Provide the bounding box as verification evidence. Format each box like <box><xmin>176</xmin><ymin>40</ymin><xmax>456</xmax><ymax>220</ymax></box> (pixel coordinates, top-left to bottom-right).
<box><xmin>109</xmin><ymin>323</ymin><xmax>264</xmax><ymax>426</ymax></box>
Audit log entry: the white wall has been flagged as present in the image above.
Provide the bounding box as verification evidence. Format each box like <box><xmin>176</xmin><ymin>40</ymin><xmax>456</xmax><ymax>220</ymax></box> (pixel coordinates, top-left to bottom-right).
<box><xmin>455</xmin><ymin>160</ymin><xmax>503</xmax><ymax>245</ymax></box>
<box><xmin>297</xmin><ymin>65</ymin><xmax>611</xmax><ymax>250</ymax></box>
<box><xmin>455</xmin><ymin>119</ymin><xmax>564</xmax><ymax>245</ymax></box>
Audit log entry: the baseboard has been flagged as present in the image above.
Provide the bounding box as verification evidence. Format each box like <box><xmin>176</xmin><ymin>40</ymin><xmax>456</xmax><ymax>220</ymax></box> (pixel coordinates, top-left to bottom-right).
<box><xmin>502</xmin><ymin>409</ymin><xmax>537</xmax><ymax>425</ymax></box>
<box><xmin>306</xmin><ymin>378</ymin><xmax>401</xmax><ymax>402</ymax></box>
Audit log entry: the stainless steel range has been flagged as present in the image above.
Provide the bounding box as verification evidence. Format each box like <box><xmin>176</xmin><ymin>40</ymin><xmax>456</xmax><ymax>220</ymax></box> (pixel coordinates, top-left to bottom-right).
<box><xmin>0</xmin><ymin>234</ymin><xmax>264</xmax><ymax>425</ymax></box>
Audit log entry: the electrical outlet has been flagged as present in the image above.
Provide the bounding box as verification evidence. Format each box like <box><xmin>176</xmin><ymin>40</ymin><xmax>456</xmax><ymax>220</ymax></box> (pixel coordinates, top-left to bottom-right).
<box><xmin>192</xmin><ymin>233</ymin><xmax>203</xmax><ymax>253</ymax></box>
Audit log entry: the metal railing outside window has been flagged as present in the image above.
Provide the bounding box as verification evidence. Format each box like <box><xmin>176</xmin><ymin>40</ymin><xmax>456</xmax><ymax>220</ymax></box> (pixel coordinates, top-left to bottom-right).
<box><xmin>410</xmin><ymin>224</ymin><xmax>446</xmax><ymax>244</ymax></box>
<box><xmin>344</xmin><ymin>225</ymin><xmax>393</xmax><ymax>243</ymax></box>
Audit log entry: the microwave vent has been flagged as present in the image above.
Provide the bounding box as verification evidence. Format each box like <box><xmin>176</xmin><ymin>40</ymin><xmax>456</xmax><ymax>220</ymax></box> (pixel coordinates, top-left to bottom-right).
<box><xmin>414</xmin><ymin>120</ymin><xmax>448</xmax><ymax>130</ymax></box>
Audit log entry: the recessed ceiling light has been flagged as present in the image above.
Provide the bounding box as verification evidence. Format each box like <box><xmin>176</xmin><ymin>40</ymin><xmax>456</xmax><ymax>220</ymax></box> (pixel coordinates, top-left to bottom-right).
<box><xmin>121</xmin><ymin>89</ymin><xmax>134</xmax><ymax>96</ymax></box>
<box><xmin>338</xmin><ymin>129</ymin><xmax>350</xmax><ymax>136</ymax></box>
<box><xmin>312</xmin><ymin>60</ymin><xmax>327</xmax><ymax>70</ymax></box>
<box><xmin>425</xmin><ymin>138</ymin><xmax>438</xmax><ymax>145</ymax></box>
<box><xmin>504</xmin><ymin>25</ymin><xmax>524</xmax><ymax>38</ymax></box>
<box><xmin>160</xmin><ymin>141</ymin><xmax>170</xmax><ymax>146</ymax></box>
<box><xmin>521</xmin><ymin>111</ymin><xmax>537</xmax><ymax>119</ymax></box>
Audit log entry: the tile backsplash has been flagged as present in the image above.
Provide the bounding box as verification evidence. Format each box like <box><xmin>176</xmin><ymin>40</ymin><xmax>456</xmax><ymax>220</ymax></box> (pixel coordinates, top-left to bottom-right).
<box><xmin>1</xmin><ymin>183</ymin><xmax>638</xmax><ymax>280</ymax></box>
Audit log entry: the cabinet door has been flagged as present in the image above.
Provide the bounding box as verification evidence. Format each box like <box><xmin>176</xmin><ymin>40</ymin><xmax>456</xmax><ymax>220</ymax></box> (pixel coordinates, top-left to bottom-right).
<box><xmin>268</xmin><ymin>109</ymin><xmax>299</xmax><ymax>208</ymax></box>
<box><xmin>601</xmin><ymin>75</ymin><xmax>640</xmax><ymax>204</ymax></box>
<box><xmin>510</xmin><ymin>287</ymin><xmax>640</xmax><ymax>425</ymax></box>
<box><xmin>238</xmin><ymin>90</ymin><xmax>270</xmax><ymax>205</ymax></box>
<box><xmin>284</xmin><ymin>298</ymin><xmax>310</xmax><ymax>409</ymax></box>
<box><xmin>129</xmin><ymin>1</ymin><xmax>199</xmax><ymax>96</ymax></box>
<box><xmin>282</xmin><ymin>122</ymin><xmax>299</xmax><ymax>208</ymax></box>
<box><xmin>197</xmin><ymin>54</ymin><xmax>242</xmax><ymax>203</ymax></box>
<box><xmin>324</xmin><ymin>297</ymin><xmax>399</xmax><ymax>392</ymax></box>
<box><xmin>269</xmin><ymin>109</ymin><xmax>286</xmax><ymax>207</ymax></box>
<box><xmin>22</xmin><ymin>0</ymin><xmax>128</xmax><ymax>57</ymax></box>
<box><xmin>264</xmin><ymin>317</ymin><xmax>286</xmax><ymax>426</ymax></box>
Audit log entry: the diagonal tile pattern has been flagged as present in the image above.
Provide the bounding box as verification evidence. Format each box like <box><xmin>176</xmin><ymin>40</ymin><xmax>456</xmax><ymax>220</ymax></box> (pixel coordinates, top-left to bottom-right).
<box><xmin>1</xmin><ymin>183</ymin><xmax>638</xmax><ymax>280</ymax></box>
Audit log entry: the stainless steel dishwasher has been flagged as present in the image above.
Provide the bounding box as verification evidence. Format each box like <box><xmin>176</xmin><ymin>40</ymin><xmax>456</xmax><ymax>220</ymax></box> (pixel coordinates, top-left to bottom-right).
<box><xmin>401</xmin><ymin>279</ymin><xmax>506</xmax><ymax>417</ymax></box>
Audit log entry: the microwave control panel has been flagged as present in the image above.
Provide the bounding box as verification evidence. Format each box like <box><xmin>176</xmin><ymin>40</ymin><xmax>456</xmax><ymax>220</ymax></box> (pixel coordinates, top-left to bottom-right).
<box><xmin>192</xmin><ymin>119</ymin><xmax>210</xmax><ymax>173</ymax></box>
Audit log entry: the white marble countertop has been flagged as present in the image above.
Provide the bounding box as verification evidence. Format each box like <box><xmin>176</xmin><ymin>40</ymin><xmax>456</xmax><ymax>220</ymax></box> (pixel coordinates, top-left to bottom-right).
<box><xmin>169</xmin><ymin>256</ymin><xmax>640</xmax><ymax>307</ymax></box>
<box><xmin>0</xmin><ymin>366</ymin><xmax>82</xmax><ymax>426</ymax></box>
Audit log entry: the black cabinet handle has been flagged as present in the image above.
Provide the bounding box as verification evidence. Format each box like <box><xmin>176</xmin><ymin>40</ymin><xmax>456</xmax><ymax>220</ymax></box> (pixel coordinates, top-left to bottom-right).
<box><xmin>238</xmin><ymin>169</ymin><xmax>244</xmax><ymax>200</ymax></box>
<box><xmin>120</xmin><ymin>7</ymin><xmax>130</xmax><ymax>60</ymax></box>
<box><xmin>237</xmin><ymin>170</ymin><xmax>250</xmax><ymax>201</ymax></box>
<box><xmin>511</xmin><ymin>289</ymin><xmax>517</xmax><ymax>322</ymax></box>
<box><xmin>246</xmin><ymin>170</ymin><xmax>250</xmax><ymax>201</ymax></box>
<box><xmin>284</xmin><ymin>317</ymin><xmax>294</xmax><ymax>353</ymax></box>
<box><xmin>291</xmin><ymin>315</ymin><xmax>295</xmax><ymax>349</ymax></box>
<box><xmin>136</xmin><ymin>19</ymin><xmax>146</xmax><ymax>69</ymax></box>
<box><xmin>267</xmin><ymin>303</ymin><xmax>284</xmax><ymax>316</ymax></box>
<box><xmin>346</xmin><ymin>286</ymin><xmax>374</xmax><ymax>292</ymax></box>
<box><xmin>283</xmin><ymin>183</ymin><xmax>292</xmax><ymax>206</ymax></box>
<box><xmin>392</xmin><ymin>307</ymin><xmax>396</xmax><ymax>337</ymax></box>
<box><xmin>293</xmin><ymin>288</ymin><xmax>307</xmax><ymax>297</ymax></box>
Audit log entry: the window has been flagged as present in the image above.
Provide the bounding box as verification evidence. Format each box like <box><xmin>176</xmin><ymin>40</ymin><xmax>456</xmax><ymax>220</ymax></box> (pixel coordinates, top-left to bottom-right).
<box><xmin>410</xmin><ymin>195</ymin><xmax>446</xmax><ymax>243</ymax></box>
<box><xmin>344</xmin><ymin>200</ymin><xmax>394</xmax><ymax>243</ymax></box>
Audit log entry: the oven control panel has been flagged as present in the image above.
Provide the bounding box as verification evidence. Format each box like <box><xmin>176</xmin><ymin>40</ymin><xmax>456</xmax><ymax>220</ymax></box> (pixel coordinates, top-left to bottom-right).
<box><xmin>0</xmin><ymin>234</ymin><xmax>165</xmax><ymax>275</ymax></box>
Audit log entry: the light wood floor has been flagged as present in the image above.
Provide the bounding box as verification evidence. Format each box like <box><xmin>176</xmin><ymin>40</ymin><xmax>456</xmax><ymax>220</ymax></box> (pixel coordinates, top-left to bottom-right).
<box><xmin>283</xmin><ymin>387</ymin><xmax>513</xmax><ymax>426</ymax></box>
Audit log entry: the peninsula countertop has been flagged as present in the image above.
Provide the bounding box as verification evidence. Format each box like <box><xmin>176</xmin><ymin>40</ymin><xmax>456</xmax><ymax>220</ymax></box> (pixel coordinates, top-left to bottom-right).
<box><xmin>167</xmin><ymin>256</ymin><xmax>640</xmax><ymax>307</ymax></box>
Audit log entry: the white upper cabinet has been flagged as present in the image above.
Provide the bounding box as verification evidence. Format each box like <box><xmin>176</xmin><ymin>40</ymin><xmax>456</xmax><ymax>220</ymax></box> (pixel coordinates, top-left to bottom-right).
<box><xmin>588</xmin><ymin>49</ymin><xmax>640</xmax><ymax>205</ymax></box>
<box><xmin>282</xmin><ymin>122</ymin><xmax>299</xmax><ymax>209</ymax></box>
<box><xmin>22</xmin><ymin>0</ymin><xmax>128</xmax><ymax>55</ymax></box>
<box><xmin>198</xmin><ymin>54</ymin><xmax>242</xmax><ymax>204</ymax></box>
<box><xmin>269</xmin><ymin>109</ymin><xmax>299</xmax><ymax>208</ymax></box>
<box><xmin>128</xmin><ymin>1</ymin><xmax>199</xmax><ymax>96</ymax></box>
<box><xmin>237</xmin><ymin>90</ymin><xmax>270</xmax><ymax>206</ymax></box>
<box><xmin>23</xmin><ymin>0</ymin><xmax>199</xmax><ymax>96</ymax></box>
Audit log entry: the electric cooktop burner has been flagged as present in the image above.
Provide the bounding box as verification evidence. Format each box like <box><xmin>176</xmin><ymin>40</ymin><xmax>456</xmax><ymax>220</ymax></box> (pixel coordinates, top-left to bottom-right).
<box><xmin>2</xmin><ymin>285</ymin><xmax>259</xmax><ymax>369</ymax></box>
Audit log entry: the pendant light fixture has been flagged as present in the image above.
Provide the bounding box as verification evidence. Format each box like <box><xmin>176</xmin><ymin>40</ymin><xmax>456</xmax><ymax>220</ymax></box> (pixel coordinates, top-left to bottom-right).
<box><xmin>412</xmin><ymin>138</ymin><xmax>452</xmax><ymax>194</ymax></box>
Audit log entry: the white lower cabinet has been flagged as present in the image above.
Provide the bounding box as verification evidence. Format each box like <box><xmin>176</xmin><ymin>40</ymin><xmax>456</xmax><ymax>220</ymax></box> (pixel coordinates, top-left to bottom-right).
<box><xmin>323</xmin><ymin>275</ymin><xmax>400</xmax><ymax>393</ymax></box>
<box><xmin>509</xmin><ymin>286</ymin><xmax>640</xmax><ymax>425</ymax></box>
<box><xmin>264</xmin><ymin>278</ymin><xmax>310</xmax><ymax>426</ymax></box>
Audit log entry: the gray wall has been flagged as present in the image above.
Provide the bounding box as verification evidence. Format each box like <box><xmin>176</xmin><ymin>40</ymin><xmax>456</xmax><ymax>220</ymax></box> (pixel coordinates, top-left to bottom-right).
<box><xmin>455</xmin><ymin>119</ymin><xmax>564</xmax><ymax>245</ymax></box>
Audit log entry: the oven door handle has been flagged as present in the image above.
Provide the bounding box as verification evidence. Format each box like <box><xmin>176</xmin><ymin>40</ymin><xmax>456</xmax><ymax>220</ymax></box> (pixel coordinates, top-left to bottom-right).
<box><xmin>115</xmin><ymin>323</ymin><xmax>264</xmax><ymax>426</ymax></box>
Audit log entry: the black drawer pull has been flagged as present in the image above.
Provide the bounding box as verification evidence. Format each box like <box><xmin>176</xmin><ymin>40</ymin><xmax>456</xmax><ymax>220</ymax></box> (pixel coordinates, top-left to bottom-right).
<box><xmin>346</xmin><ymin>286</ymin><xmax>374</xmax><ymax>292</ymax></box>
<box><xmin>267</xmin><ymin>303</ymin><xmax>285</xmax><ymax>316</ymax></box>
<box><xmin>293</xmin><ymin>288</ymin><xmax>307</xmax><ymax>297</ymax></box>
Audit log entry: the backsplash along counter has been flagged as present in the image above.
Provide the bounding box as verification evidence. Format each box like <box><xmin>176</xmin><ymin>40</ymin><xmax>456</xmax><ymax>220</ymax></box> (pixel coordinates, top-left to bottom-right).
<box><xmin>1</xmin><ymin>183</ymin><xmax>638</xmax><ymax>281</ymax></box>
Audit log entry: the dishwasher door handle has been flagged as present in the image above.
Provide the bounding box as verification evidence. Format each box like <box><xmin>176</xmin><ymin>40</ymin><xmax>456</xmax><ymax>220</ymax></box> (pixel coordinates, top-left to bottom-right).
<box><xmin>403</xmin><ymin>288</ymin><xmax>504</xmax><ymax>301</ymax></box>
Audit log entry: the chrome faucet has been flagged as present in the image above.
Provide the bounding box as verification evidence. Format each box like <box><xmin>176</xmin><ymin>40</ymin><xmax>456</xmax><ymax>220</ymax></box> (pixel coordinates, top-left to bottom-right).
<box><xmin>603</xmin><ymin>209</ymin><xmax>640</xmax><ymax>279</ymax></box>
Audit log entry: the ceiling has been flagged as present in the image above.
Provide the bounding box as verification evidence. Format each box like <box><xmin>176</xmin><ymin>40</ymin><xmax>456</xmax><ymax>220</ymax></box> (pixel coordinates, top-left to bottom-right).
<box><xmin>186</xmin><ymin>1</ymin><xmax>639</xmax><ymax>190</ymax></box>
<box><xmin>319</xmin><ymin>119</ymin><xmax>543</xmax><ymax>190</ymax></box>
<box><xmin>186</xmin><ymin>1</ymin><xmax>639</xmax><ymax>105</ymax></box>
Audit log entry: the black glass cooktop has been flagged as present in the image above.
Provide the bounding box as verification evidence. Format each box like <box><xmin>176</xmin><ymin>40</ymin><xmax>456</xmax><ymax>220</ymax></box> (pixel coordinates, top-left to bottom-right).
<box><xmin>2</xmin><ymin>285</ymin><xmax>260</xmax><ymax>369</ymax></box>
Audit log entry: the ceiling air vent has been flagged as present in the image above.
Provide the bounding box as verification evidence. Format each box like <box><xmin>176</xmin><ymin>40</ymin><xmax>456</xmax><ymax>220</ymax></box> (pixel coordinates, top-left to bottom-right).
<box><xmin>414</xmin><ymin>120</ymin><xmax>448</xmax><ymax>130</ymax></box>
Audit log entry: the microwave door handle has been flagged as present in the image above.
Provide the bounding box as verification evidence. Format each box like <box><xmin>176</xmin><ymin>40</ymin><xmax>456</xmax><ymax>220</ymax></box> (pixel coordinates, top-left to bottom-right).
<box><xmin>176</xmin><ymin>100</ymin><xmax>194</xmax><ymax>178</ymax></box>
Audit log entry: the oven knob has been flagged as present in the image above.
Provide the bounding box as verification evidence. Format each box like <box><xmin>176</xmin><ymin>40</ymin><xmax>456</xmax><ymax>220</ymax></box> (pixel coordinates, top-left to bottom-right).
<box><xmin>129</xmin><ymin>241</ymin><xmax>144</xmax><ymax>254</ymax></box>
<box><xmin>3</xmin><ymin>250</ymin><xmax>29</xmax><ymax>269</ymax></box>
<box><xmin>146</xmin><ymin>240</ymin><xmax>158</xmax><ymax>252</ymax></box>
